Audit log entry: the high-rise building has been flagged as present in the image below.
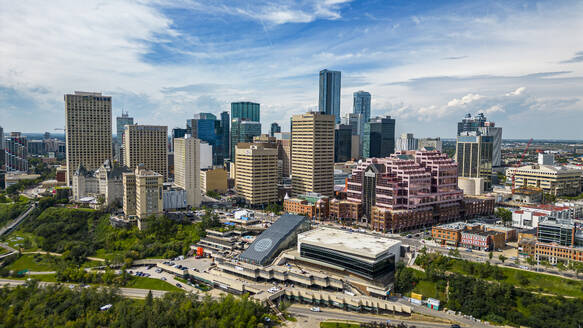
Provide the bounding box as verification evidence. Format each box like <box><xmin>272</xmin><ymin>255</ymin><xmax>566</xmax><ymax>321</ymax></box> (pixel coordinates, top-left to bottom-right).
<box><xmin>319</xmin><ymin>69</ymin><xmax>341</xmax><ymax>124</ymax></box>
<box><xmin>363</xmin><ymin>116</ymin><xmax>395</xmax><ymax>158</ymax></box>
<box><xmin>396</xmin><ymin>133</ymin><xmax>418</xmax><ymax>152</ymax></box>
<box><xmin>186</xmin><ymin>112</ymin><xmax>229</xmax><ymax>165</ymax></box>
<box><xmin>353</xmin><ymin>91</ymin><xmax>371</xmax><ymax>122</ymax></box>
<box><xmin>456</xmin><ymin>134</ymin><xmax>493</xmax><ymax>190</ymax></box>
<box><xmin>274</xmin><ymin>132</ymin><xmax>292</xmax><ymax>178</ymax></box>
<box><xmin>124</xmin><ymin>125</ymin><xmax>168</xmax><ymax>180</ymax></box>
<box><xmin>291</xmin><ymin>112</ymin><xmax>335</xmax><ymax>197</ymax></box>
<box><xmin>220</xmin><ymin>111</ymin><xmax>230</xmax><ymax>160</ymax></box>
<box><xmin>457</xmin><ymin>113</ymin><xmax>502</xmax><ymax>167</ymax></box>
<box><xmin>65</xmin><ymin>91</ymin><xmax>112</xmax><ymax>185</ymax></box>
<box><xmin>235</xmin><ymin>142</ymin><xmax>278</xmax><ymax>206</ymax></box>
<box><xmin>116</xmin><ymin>111</ymin><xmax>134</xmax><ymax>141</ymax></box>
<box><xmin>174</xmin><ymin>136</ymin><xmax>201</xmax><ymax>208</ymax></box>
<box><xmin>230</xmin><ymin>119</ymin><xmax>261</xmax><ymax>161</ymax></box>
<box><xmin>418</xmin><ymin>138</ymin><xmax>443</xmax><ymax>152</ymax></box>
<box><xmin>4</xmin><ymin>132</ymin><xmax>28</xmax><ymax>172</ymax></box>
<box><xmin>231</xmin><ymin>102</ymin><xmax>260</xmax><ymax>121</ymax></box>
<box><xmin>341</xmin><ymin>113</ymin><xmax>365</xmax><ymax>158</ymax></box>
<box><xmin>335</xmin><ymin>124</ymin><xmax>352</xmax><ymax>162</ymax></box>
<box><xmin>0</xmin><ymin>126</ymin><xmax>4</xmax><ymax>170</ymax></box>
<box><xmin>270</xmin><ymin>123</ymin><xmax>281</xmax><ymax>137</ymax></box>
<box><xmin>123</xmin><ymin>166</ymin><xmax>163</xmax><ymax>219</ymax></box>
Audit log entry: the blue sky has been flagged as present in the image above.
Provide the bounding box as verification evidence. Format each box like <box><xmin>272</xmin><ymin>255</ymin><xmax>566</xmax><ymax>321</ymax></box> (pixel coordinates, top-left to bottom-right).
<box><xmin>1</xmin><ymin>0</ymin><xmax>582</xmax><ymax>138</ymax></box>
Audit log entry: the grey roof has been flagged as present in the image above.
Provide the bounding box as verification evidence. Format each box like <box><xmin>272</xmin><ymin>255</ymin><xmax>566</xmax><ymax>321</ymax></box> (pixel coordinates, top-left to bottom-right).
<box><xmin>239</xmin><ymin>214</ymin><xmax>307</xmax><ymax>265</ymax></box>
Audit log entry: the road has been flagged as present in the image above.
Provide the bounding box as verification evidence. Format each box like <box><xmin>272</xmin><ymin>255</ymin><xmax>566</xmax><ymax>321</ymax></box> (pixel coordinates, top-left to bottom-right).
<box><xmin>287</xmin><ymin>305</ymin><xmax>456</xmax><ymax>328</ymax></box>
<box><xmin>0</xmin><ymin>278</ymin><xmax>169</xmax><ymax>299</ymax></box>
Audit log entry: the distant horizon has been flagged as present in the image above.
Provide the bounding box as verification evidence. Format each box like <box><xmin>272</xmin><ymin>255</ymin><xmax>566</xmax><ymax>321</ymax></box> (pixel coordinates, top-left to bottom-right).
<box><xmin>1</xmin><ymin>1</ymin><xmax>582</xmax><ymax>138</ymax></box>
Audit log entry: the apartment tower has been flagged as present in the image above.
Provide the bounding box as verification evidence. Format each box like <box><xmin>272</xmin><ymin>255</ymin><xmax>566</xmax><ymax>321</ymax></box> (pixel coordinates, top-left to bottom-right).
<box><xmin>174</xmin><ymin>135</ymin><xmax>201</xmax><ymax>208</ymax></box>
<box><xmin>64</xmin><ymin>91</ymin><xmax>112</xmax><ymax>185</ymax></box>
<box><xmin>291</xmin><ymin>112</ymin><xmax>335</xmax><ymax>197</ymax></box>
<box><xmin>124</xmin><ymin>125</ymin><xmax>168</xmax><ymax>180</ymax></box>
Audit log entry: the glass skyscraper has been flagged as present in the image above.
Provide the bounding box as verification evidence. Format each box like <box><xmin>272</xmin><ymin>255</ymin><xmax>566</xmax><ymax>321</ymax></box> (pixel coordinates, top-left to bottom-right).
<box><xmin>220</xmin><ymin>111</ymin><xmax>230</xmax><ymax>160</ymax></box>
<box><xmin>319</xmin><ymin>69</ymin><xmax>341</xmax><ymax>124</ymax></box>
<box><xmin>230</xmin><ymin>102</ymin><xmax>260</xmax><ymax>160</ymax></box>
<box><xmin>231</xmin><ymin>102</ymin><xmax>260</xmax><ymax>122</ymax></box>
<box><xmin>270</xmin><ymin>122</ymin><xmax>281</xmax><ymax>137</ymax></box>
<box><xmin>353</xmin><ymin>91</ymin><xmax>371</xmax><ymax>122</ymax></box>
<box><xmin>231</xmin><ymin>119</ymin><xmax>261</xmax><ymax>159</ymax></box>
<box><xmin>116</xmin><ymin>111</ymin><xmax>134</xmax><ymax>141</ymax></box>
<box><xmin>363</xmin><ymin>116</ymin><xmax>396</xmax><ymax>158</ymax></box>
<box><xmin>185</xmin><ymin>112</ymin><xmax>228</xmax><ymax>165</ymax></box>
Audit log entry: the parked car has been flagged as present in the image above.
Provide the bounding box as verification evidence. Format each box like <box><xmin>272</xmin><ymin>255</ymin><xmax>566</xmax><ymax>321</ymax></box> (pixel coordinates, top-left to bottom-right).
<box><xmin>310</xmin><ymin>307</ymin><xmax>321</xmax><ymax>312</ymax></box>
<box><xmin>176</xmin><ymin>283</ymin><xmax>182</xmax><ymax>288</ymax></box>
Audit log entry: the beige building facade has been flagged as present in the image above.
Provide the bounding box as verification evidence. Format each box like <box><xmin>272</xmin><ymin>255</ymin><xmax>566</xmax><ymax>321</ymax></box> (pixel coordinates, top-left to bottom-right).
<box><xmin>124</xmin><ymin>125</ymin><xmax>168</xmax><ymax>180</ymax></box>
<box><xmin>173</xmin><ymin>136</ymin><xmax>201</xmax><ymax>208</ymax></box>
<box><xmin>64</xmin><ymin>91</ymin><xmax>112</xmax><ymax>185</ymax></box>
<box><xmin>200</xmin><ymin>168</ymin><xmax>228</xmax><ymax>193</ymax></box>
<box><xmin>291</xmin><ymin>112</ymin><xmax>335</xmax><ymax>197</ymax></box>
<box><xmin>123</xmin><ymin>166</ymin><xmax>163</xmax><ymax>219</ymax></box>
<box><xmin>506</xmin><ymin>164</ymin><xmax>582</xmax><ymax>196</ymax></box>
<box><xmin>235</xmin><ymin>143</ymin><xmax>278</xmax><ymax>205</ymax></box>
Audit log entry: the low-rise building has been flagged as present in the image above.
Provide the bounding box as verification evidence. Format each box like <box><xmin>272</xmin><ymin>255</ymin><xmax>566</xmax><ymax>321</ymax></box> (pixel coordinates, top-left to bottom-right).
<box><xmin>461</xmin><ymin>230</ymin><xmax>503</xmax><ymax>251</ymax></box>
<box><xmin>200</xmin><ymin>167</ymin><xmax>228</xmax><ymax>194</ymax></box>
<box><xmin>329</xmin><ymin>199</ymin><xmax>362</xmax><ymax>223</ymax></box>
<box><xmin>283</xmin><ymin>192</ymin><xmax>329</xmax><ymax>219</ymax></box>
<box><xmin>506</xmin><ymin>164</ymin><xmax>582</xmax><ymax>196</ymax></box>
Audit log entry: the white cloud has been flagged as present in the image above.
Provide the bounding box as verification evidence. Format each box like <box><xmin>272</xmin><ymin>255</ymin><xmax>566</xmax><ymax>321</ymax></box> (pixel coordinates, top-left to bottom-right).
<box><xmin>447</xmin><ymin>93</ymin><xmax>484</xmax><ymax>107</ymax></box>
<box><xmin>506</xmin><ymin>87</ymin><xmax>526</xmax><ymax>96</ymax></box>
<box><xmin>483</xmin><ymin>104</ymin><xmax>505</xmax><ymax>114</ymax></box>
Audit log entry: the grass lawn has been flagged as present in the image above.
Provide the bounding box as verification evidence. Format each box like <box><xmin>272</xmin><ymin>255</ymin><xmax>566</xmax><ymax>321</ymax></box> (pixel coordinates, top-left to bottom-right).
<box><xmin>2</xmin><ymin>232</ymin><xmax>40</xmax><ymax>251</ymax></box>
<box><xmin>5</xmin><ymin>254</ymin><xmax>59</xmax><ymax>272</ymax></box>
<box><xmin>449</xmin><ymin>259</ymin><xmax>583</xmax><ymax>298</ymax></box>
<box><xmin>126</xmin><ymin>276</ymin><xmax>182</xmax><ymax>292</ymax></box>
<box><xmin>412</xmin><ymin>280</ymin><xmax>439</xmax><ymax>299</ymax></box>
<box><xmin>320</xmin><ymin>322</ymin><xmax>360</xmax><ymax>328</ymax></box>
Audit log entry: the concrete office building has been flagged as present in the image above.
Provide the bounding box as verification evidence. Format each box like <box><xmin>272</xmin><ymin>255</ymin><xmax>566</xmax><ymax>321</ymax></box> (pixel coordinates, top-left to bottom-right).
<box><xmin>506</xmin><ymin>164</ymin><xmax>582</xmax><ymax>196</ymax></box>
<box><xmin>418</xmin><ymin>138</ymin><xmax>443</xmax><ymax>152</ymax></box>
<box><xmin>335</xmin><ymin>124</ymin><xmax>352</xmax><ymax>162</ymax></box>
<box><xmin>123</xmin><ymin>166</ymin><xmax>163</xmax><ymax>219</ymax></box>
<box><xmin>200</xmin><ymin>142</ymin><xmax>213</xmax><ymax>170</ymax></box>
<box><xmin>297</xmin><ymin>227</ymin><xmax>401</xmax><ymax>285</ymax></box>
<box><xmin>353</xmin><ymin>91</ymin><xmax>371</xmax><ymax>122</ymax></box>
<box><xmin>174</xmin><ymin>136</ymin><xmax>201</xmax><ymax>208</ymax></box>
<box><xmin>270</xmin><ymin>123</ymin><xmax>281</xmax><ymax>137</ymax></box>
<box><xmin>457</xmin><ymin>113</ymin><xmax>502</xmax><ymax>167</ymax></box>
<box><xmin>363</xmin><ymin>116</ymin><xmax>395</xmax><ymax>158</ymax></box>
<box><xmin>235</xmin><ymin>142</ymin><xmax>278</xmax><ymax>206</ymax></box>
<box><xmin>200</xmin><ymin>168</ymin><xmax>228</xmax><ymax>193</ymax></box>
<box><xmin>274</xmin><ymin>132</ymin><xmax>292</xmax><ymax>178</ymax></box>
<box><xmin>456</xmin><ymin>134</ymin><xmax>493</xmax><ymax>190</ymax></box>
<box><xmin>124</xmin><ymin>125</ymin><xmax>168</xmax><ymax>180</ymax></box>
<box><xmin>64</xmin><ymin>91</ymin><xmax>112</xmax><ymax>185</ymax></box>
<box><xmin>538</xmin><ymin>152</ymin><xmax>555</xmax><ymax>165</ymax></box>
<box><xmin>319</xmin><ymin>69</ymin><xmax>341</xmax><ymax>123</ymax></box>
<box><xmin>396</xmin><ymin>133</ymin><xmax>418</xmax><ymax>152</ymax></box>
<box><xmin>4</xmin><ymin>132</ymin><xmax>28</xmax><ymax>172</ymax></box>
<box><xmin>291</xmin><ymin>112</ymin><xmax>335</xmax><ymax>197</ymax></box>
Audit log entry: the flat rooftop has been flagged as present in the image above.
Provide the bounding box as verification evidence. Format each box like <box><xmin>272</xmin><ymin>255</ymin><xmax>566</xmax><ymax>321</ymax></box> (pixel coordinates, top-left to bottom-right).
<box><xmin>298</xmin><ymin>227</ymin><xmax>400</xmax><ymax>259</ymax></box>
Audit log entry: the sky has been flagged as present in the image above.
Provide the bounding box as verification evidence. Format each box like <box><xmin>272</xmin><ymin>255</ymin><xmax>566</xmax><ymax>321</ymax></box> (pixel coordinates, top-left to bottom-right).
<box><xmin>1</xmin><ymin>0</ymin><xmax>582</xmax><ymax>139</ymax></box>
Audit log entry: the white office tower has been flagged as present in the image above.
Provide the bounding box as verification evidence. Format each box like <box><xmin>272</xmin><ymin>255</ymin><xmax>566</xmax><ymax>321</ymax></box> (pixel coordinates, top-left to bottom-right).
<box><xmin>396</xmin><ymin>133</ymin><xmax>418</xmax><ymax>152</ymax></box>
<box><xmin>174</xmin><ymin>136</ymin><xmax>201</xmax><ymax>208</ymax></box>
<box><xmin>538</xmin><ymin>152</ymin><xmax>555</xmax><ymax>166</ymax></box>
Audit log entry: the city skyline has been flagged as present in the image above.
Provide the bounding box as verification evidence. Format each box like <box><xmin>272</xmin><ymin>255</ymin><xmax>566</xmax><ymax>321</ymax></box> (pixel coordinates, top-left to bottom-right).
<box><xmin>1</xmin><ymin>1</ymin><xmax>582</xmax><ymax>138</ymax></box>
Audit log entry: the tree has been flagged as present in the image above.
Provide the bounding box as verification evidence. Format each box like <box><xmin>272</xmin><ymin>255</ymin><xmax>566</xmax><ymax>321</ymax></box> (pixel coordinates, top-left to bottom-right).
<box><xmin>494</xmin><ymin>208</ymin><xmax>512</xmax><ymax>227</ymax></box>
<box><xmin>499</xmin><ymin>255</ymin><xmax>507</xmax><ymax>263</ymax></box>
<box><xmin>526</xmin><ymin>256</ymin><xmax>536</xmax><ymax>268</ymax></box>
<box><xmin>489</xmin><ymin>251</ymin><xmax>493</xmax><ymax>260</ymax></box>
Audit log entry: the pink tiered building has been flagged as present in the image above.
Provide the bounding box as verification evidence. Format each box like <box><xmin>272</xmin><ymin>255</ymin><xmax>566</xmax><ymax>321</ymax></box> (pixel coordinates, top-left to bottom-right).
<box><xmin>346</xmin><ymin>149</ymin><xmax>491</xmax><ymax>232</ymax></box>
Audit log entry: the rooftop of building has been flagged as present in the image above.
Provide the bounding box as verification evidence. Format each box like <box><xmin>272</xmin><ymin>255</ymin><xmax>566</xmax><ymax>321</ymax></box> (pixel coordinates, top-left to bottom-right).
<box><xmin>511</xmin><ymin>164</ymin><xmax>583</xmax><ymax>174</ymax></box>
<box><xmin>297</xmin><ymin>227</ymin><xmax>400</xmax><ymax>259</ymax></box>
